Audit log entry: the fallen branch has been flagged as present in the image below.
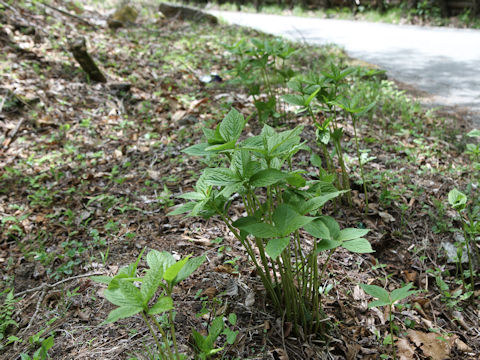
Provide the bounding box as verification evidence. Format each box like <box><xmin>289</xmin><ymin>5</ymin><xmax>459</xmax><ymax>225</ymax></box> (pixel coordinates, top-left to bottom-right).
<box><xmin>39</xmin><ymin>1</ymin><xmax>97</xmax><ymax>29</ymax></box>
<box><xmin>14</xmin><ymin>272</ymin><xmax>103</xmax><ymax>298</ymax></box>
<box><xmin>68</xmin><ymin>37</ymin><xmax>107</xmax><ymax>83</ymax></box>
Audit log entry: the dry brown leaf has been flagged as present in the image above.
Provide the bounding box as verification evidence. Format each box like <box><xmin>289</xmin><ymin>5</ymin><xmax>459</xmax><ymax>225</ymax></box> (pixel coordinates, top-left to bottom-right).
<box><xmin>396</xmin><ymin>337</ymin><xmax>415</xmax><ymax>360</ymax></box>
<box><xmin>379</xmin><ymin>211</ymin><xmax>395</xmax><ymax>222</ymax></box>
<box><xmin>455</xmin><ymin>338</ymin><xmax>473</xmax><ymax>353</ymax></box>
<box><xmin>203</xmin><ymin>287</ymin><xmax>217</xmax><ymax>300</ymax></box>
<box><xmin>403</xmin><ymin>270</ymin><xmax>417</xmax><ymax>282</ymax></box>
<box><xmin>244</xmin><ymin>292</ymin><xmax>255</xmax><ymax>307</ymax></box>
<box><xmin>214</xmin><ymin>264</ymin><xmax>238</xmax><ymax>275</ymax></box>
<box><xmin>407</xmin><ymin>329</ymin><xmax>456</xmax><ymax>360</ymax></box>
<box><xmin>270</xmin><ymin>348</ymin><xmax>288</xmax><ymax>360</ymax></box>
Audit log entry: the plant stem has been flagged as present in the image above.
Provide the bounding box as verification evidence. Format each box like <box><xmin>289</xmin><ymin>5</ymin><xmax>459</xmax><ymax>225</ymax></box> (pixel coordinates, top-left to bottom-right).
<box><xmin>168</xmin><ymin>310</ymin><xmax>180</xmax><ymax>360</ymax></box>
<box><xmin>142</xmin><ymin>312</ymin><xmax>169</xmax><ymax>360</ymax></box>
<box><xmin>151</xmin><ymin>315</ymin><xmax>176</xmax><ymax>360</ymax></box>
<box><xmin>389</xmin><ymin>307</ymin><xmax>397</xmax><ymax>360</ymax></box>
<box><xmin>352</xmin><ymin>115</ymin><xmax>369</xmax><ymax>213</ymax></box>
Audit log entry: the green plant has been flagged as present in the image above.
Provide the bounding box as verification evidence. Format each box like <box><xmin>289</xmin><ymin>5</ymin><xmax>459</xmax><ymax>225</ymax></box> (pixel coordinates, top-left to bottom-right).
<box><xmin>20</xmin><ymin>322</ymin><xmax>56</xmax><ymax>360</ymax></box>
<box><xmin>331</xmin><ymin>94</ymin><xmax>376</xmax><ymax>211</ymax></box>
<box><xmin>227</xmin><ymin>38</ymin><xmax>296</xmax><ymax>124</ymax></box>
<box><xmin>0</xmin><ymin>290</ymin><xmax>18</xmax><ymax>343</ymax></box>
<box><xmin>429</xmin><ymin>269</ymin><xmax>473</xmax><ymax>310</ymax></box>
<box><xmin>192</xmin><ymin>314</ymin><xmax>238</xmax><ymax>359</ymax></box>
<box><xmin>93</xmin><ymin>249</ymin><xmax>206</xmax><ymax>360</ymax></box>
<box><xmin>465</xmin><ymin>129</ymin><xmax>480</xmax><ymax>180</ymax></box>
<box><xmin>171</xmin><ymin>109</ymin><xmax>373</xmax><ymax>338</ymax></box>
<box><xmin>360</xmin><ymin>283</ymin><xmax>418</xmax><ymax>360</ymax></box>
<box><xmin>448</xmin><ymin>188</ymin><xmax>479</xmax><ymax>291</ymax></box>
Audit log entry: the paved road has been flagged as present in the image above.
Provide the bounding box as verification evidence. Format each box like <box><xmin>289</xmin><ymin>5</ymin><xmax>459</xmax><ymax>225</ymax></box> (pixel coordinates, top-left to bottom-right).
<box><xmin>212</xmin><ymin>11</ymin><xmax>480</xmax><ymax>126</ymax></box>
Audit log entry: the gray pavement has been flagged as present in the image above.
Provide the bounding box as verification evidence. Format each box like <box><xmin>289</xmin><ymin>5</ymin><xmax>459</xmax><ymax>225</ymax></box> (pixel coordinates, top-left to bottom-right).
<box><xmin>212</xmin><ymin>11</ymin><xmax>480</xmax><ymax>127</ymax></box>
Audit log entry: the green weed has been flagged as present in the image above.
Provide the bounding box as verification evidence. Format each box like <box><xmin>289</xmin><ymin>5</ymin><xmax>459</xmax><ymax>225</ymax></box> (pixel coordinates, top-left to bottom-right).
<box><xmin>172</xmin><ymin>109</ymin><xmax>373</xmax><ymax>338</ymax></box>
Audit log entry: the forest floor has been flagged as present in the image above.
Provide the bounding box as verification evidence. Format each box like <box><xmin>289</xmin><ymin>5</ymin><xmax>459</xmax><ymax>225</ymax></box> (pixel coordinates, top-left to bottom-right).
<box><xmin>0</xmin><ymin>1</ymin><xmax>479</xmax><ymax>359</ymax></box>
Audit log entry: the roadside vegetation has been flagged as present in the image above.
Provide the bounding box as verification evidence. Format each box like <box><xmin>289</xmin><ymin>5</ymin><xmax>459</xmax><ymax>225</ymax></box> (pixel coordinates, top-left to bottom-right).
<box><xmin>0</xmin><ymin>0</ymin><xmax>479</xmax><ymax>359</ymax></box>
<box><xmin>204</xmin><ymin>0</ymin><xmax>480</xmax><ymax>28</ymax></box>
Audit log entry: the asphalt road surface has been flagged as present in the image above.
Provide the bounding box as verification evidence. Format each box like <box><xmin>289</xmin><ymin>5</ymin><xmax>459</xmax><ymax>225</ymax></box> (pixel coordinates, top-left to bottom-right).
<box><xmin>212</xmin><ymin>11</ymin><xmax>480</xmax><ymax>127</ymax></box>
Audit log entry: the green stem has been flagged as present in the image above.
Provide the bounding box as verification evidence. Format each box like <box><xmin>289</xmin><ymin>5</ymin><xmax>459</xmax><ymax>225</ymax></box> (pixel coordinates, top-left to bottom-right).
<box><xmin>168</xmin><ymin>310</ymin><xmax>180</xmax><ymax>360</ymax></box>
<box><xmin>151</xmin><ymin>315</ymin><xmax>176</xmax><ymax>360</ymax></box>
<box><xmin>352</xmin><ymin>115</ymin><xmax>369</xmax><ymax>212</ymax></box>
<box><xmin>141</xmin><ymin>312</ymin><xmax>168</xmax><ymax>360</ymax></box>
<box><xmin>389</xmin><ymin>307</ymin><xmax>397</xmax><ymax>360</ymax></box>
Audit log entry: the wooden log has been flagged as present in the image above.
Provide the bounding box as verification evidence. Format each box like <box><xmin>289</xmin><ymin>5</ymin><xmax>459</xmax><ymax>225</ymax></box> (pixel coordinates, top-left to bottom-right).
<box><xmin>159</xmin><ymin>2</ymin><xmax>218</xmax><ymax>24</ymax></box>
<box><xmin>68</xmin><ymin>37</ymin><xmax>106</xmax><ymax>83</ymax></box>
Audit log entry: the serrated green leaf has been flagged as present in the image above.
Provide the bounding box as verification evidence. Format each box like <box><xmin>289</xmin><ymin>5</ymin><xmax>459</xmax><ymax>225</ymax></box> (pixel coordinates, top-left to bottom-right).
<box><xmin>147</xmin><ymin>296</ymin><xmax>173</xmax><ymax>315</ymax></box>
<box><xmin>273</xmin><ymin>204</ymin><xmax>312</xmax><ymax>236</ymax></box>
<box><xmin>310</xmin><ymin>153</ymin><xmax>322</xmax><ymax>168</ymax></box>
<box><xmin>103</xmin><ymin>306</ymin><xmax>143</xmax><ymax>324</ymax></box>
<box><xmin>146</xmin><ymin>250</ymin><xmax>175</xmax><ymax>273</ymax></box>
<box><xmin>164</xmin><ymin>256</ymin><xmax>191</xmax><ymax>283</ymax></box>
<box><xmin>237</xmin><ymin>221</ymin><xmax>279</xmax><ymax>238</ymax></box>
<box><xmin>141</xmin><ymin>267</ymin><xmax>163</xmax><ymax>304</ymax></box>
<box><xmin>390</xmin><ymin>283</ymin><xmax>417</xmax><ymax>303</ymax></box>
<box><xmin>204</xmin><ymin>168</ymin><xmax>240</xmax><ymax>186</ymax></box>
<box><xmin>203</xmin><ymin>128</ymin><xmax>223</xmax><ymax>144</ymax></box>
<box><xmin>286</xmin><ymin>172</ymin><xmax>306</xmax><ymax>188</ymax></box>
<box><xmin>219</xmin><ymin>183</ymin><xmax>244</xmax><ymax>198</ymax></box>
<box><xmin>192</xmin><ymin>331</ymin><xmax>207</xmax><ymax>351</ymax></box>
<box><xmin>265</xmin><ymin>237</ymin><xmax>290</xmax><ymax>260</ymax></box>
<box><xmin>448</xmin><ymin>188</ymin><xmax>467</xmax><ymax>210</ymax></box>
<box><xmin>207</xmin><ymin>317</ymin><xmax>224</xmax><ymax>346</ymax></box>
<box><xmin>182</xmin><ymin>143</ymin><xmax>211</xmax><ymax>156</ymax></box>
<box><xmin>219</xmin><ymin>109</ymin><xmax>244</xmax><ymax>142</ymax></box>
<box><xmin>250</xmin><ymin>168</ymin><xmax>288</xmax><ymax>187</ymax></box>
<box><xmin>299</xmin><ymin>191</ymin><xmax>344</xmax><ymax>215</ymax></box>
<box><xmin>228</xmin><ymin>313</ymin><xmax>237</xmax><ymax>326</ymax></box>
<box><xmin>360</xmin><ymin>284</ymin><xmax>390</xmax><ymax>304</ymax></box>
<box><xmin>320</xmin><ymin>216</ymin><xmax>340</xmax><ymax>240</ymax></box>
<box><xmin>467</xmin><ymin>129</ymin><xmax>480</xmax><ymax>138</ymax></box>
<box><xmin>104</xmin><ymin>287</ymin><xmax>137</xmax><ymax>308</ymax></box>
<box><xmin>174</xmin><ymin>255</ymin><xmax>206</xmax><ymax>284</ymax></box>
<box><xmin>342</xmin><ymin>238</ymin><xmax>373</xmax><ymax>253</ymax></box>
<box><xmin>281</xmin><ymin>94</ymin><xmax>306</xmax><ymax>107</ymax></box>
<box><xmin>177</xmin><ymin>192</ymin><xmax>205</xmax><ymax>201</ymax></box>
<box><xmin>167</xmin><ymin>202</ymin><xmax>196</xmax><ymax>216</ymax></box>
<box><xmin>368</xmin><ymin>299</ymin><xmax>391</xmax><ymax>308</ymax></box>
<box><xmin>314</xmin><ymin>238</ymin><xmax>341</xmax><ymax>254</ymax></box>
<box><xmin>205</xmin><ymin>140</ymin><xmax>236</xmax><ymax>151</ymax></box>
<box><xmin>304</xmin><ymin>218</ymin><xmax>331</xmax><ymax>239</ymax></box>
<box><xmin>338</xmin><ymin>228</ymin><xmax>370</xmax><ymax>241</ymax></box>
<box><xmin>224</xmin><ymin>328</ymin><xmax>238</xmax><ymax>345</ymax></box>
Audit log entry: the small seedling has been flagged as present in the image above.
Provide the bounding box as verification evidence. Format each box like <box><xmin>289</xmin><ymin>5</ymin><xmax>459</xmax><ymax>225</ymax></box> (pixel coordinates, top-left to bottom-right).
<box><xmin>360</xmin><ymin>283</ymin><xmax>418</xmax><ymax>360</ymax></box>
<box><xmin>93</xmin><ymin>249</ymin><xmax>206</xmax><ymax>360</ymax></box>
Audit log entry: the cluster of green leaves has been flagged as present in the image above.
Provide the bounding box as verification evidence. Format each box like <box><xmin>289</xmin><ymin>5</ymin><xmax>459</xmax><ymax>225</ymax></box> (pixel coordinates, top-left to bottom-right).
<box><xmin>281</xmin><ymin>63</ymin><xmax>376</xmax><ymax>209</ymax></box>
<box><xmin>93</xmin><ymin>249</ymin><xmax>206</xmax><ymax>360</ymax></box>
<box><xmin>192</xmin><ymin>314</ymin><xmax>238</xmax><ymax>359</ymax></box>
<box><xmin>0</xmin><ymin>290</ymin><xmax>18</xmax><ymax>344</ymax></box>
<box><xmin>448</xmin><ymin>188</ymin><xmax>479</xmax><ymax>292</ymax></box>
<box><xmin>171</xmin><ymin>108</ymin><xmax>373</xmax><ymax>337</ymax></box>
<box><xmin>226</xmin><ymin>38</ymin><xmax>297</xmax><ymax>124</ymax></box>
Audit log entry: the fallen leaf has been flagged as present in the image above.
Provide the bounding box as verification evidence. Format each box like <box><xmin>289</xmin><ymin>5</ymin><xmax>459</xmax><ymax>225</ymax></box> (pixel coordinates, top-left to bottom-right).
<box><xmin>396</xmin><ymin>337</ymin><xmax>415</xmax><ymax>360</ymax></box>
<box><xmin>245</xmin><ymin>292</ymin><xmax>255</xmax><ymax>307</ymax></box>
<box><xmin>379</xmin><ymin>211</ymin><xmax>395</xmax><ymax>222</ymax></box>
<box><xmin>407</xmin><ymin>329</ymin><xmax>456</xmax><ymax>360</ymax></box>
<box><xmin>455</xmin><ymin>338</ymin><xmax>472</xmax><ymax>352</ymax></box>
<box><xmin>203</xmin><ymin>287</ymin><xmax>217</xmax><ymax>300</ymax></box>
